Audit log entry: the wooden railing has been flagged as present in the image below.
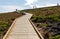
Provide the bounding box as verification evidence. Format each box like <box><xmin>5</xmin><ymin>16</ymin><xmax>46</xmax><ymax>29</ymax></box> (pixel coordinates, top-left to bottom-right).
<box><xmin>29</xmin><ymin>19</ymin><xmax>44</xmax><ymax>39</ymax></box>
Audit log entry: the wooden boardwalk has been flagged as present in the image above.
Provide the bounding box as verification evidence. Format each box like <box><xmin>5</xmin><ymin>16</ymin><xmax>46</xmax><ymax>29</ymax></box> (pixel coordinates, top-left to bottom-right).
<box><xmin>4</xmin><ymin>13</ymin><xmax>40</xmax><ymax>39</ymax></box>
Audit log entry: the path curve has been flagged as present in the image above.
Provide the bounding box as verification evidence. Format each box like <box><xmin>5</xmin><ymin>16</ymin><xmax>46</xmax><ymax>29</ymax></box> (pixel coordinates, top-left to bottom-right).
<box><xmin>5</xmin><ymin>13</ymin><xmax>40</xmax><ymax>39</ymax></box>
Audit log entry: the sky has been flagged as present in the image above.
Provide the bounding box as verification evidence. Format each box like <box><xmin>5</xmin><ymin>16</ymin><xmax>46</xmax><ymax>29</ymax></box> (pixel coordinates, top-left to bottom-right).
<box><xmin>0</xmin><ymin>0</ymin><xmax>60</xmax><ymax>13</ymax></box>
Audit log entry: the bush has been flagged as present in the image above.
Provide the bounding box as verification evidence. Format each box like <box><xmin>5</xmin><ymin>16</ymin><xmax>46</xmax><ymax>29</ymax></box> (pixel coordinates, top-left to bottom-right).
<box><xmin>40</xmin><ymin>23</ymin><xmax>48</xmax><ymax>27</ymax></box>
<box><xmin>31</xmin><ymin>16</ymin><xmax>46</xmax><ymax>22</ymax></box>
<box><xmin>53</xmin><ymin>17</ymin><xmax>60</xmax><ymax>22</ymax></box>
<box><xmin>0</xmin><ymin>21</ymin><xmax>8</xmax><ymax>31</ymax></box>
<box><xmin>49</xmin><ymin>35</ymin><xmax>60</xmax><ymax>39</ymax></box>
<box><xmin>31</xmin><ymin>15</ymin><xmax>38</xmax><ymax>22</ymax></box>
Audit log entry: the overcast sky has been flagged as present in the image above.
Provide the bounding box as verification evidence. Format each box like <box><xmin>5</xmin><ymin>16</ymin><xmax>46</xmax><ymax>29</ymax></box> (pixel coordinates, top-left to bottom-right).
<box><xmin>0</xmin><ymin>0</ymin><xmax>60</xmax><ymax>12</ymax></box>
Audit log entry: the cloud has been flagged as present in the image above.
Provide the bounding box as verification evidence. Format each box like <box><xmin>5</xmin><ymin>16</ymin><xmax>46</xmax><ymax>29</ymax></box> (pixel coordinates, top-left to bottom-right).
<box><xmin>24</xmin><ymin>0</ymin><xmax>57</xmax><ymax>8</ymax></box>
<box><xmin>25</xmin><ymin>0</ymin><xmax>38</xmax><ymax>7</ymax></box>
<box><xmin>0</xmin><ymin>5</ymin><xmax>24</xmax><ymax>13</ymax></box>
<box><xmin>36</xmin><ymin>3</ymin><xmax>58</xmax><ymax>8</ymax></box>
<box><xmin>45</xmin><ymin>2</ymin><xmax>57</xmax><ymax>6</ymax></box>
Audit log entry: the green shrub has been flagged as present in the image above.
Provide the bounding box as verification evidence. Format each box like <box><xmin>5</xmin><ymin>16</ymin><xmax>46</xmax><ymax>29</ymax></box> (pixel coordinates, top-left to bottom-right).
<box><xmin>31</xmin><ymin>15</ymin><xmax>38</xmax><ymax>22</ymax></box>
<box><xmin>40</xmin><ymin>23</ymin><xmax>48</xmax><ymax>27</ymax></box>
<box><xmin>49</xmin><ymin>35</ymin><xmax>60</xmax><ymax>39</ymax></box>
<box><xmin>0</xmin><ymin>21</ymin><xmax>8</xmax><ymax>31</ymax></box>
<box><xmin>53</xmin><ymin>17</ymin><xmax>60</xmax><ymax>22</ymax></box>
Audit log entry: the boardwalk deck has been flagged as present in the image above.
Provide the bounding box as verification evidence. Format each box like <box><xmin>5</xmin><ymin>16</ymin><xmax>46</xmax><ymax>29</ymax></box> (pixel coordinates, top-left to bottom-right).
<box><xmin>5</xmin><ymin>13</ymin><xmax>40</xmax><ymax>39</ymax></box>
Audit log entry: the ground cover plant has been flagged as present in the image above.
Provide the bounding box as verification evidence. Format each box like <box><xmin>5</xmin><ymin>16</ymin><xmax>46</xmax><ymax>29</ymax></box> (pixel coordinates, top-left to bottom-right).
<box><xmin>0</xmin><ymin>12</ymin><xmax>23</xmax><ymax>39</ymax></box>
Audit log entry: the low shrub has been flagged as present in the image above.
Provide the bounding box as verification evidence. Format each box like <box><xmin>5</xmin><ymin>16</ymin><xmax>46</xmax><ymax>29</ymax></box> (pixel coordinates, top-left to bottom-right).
<box><xmin>49</xmin><ymin>35</ymin><xmax>60</xmax><ymax>39</ymax></box>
